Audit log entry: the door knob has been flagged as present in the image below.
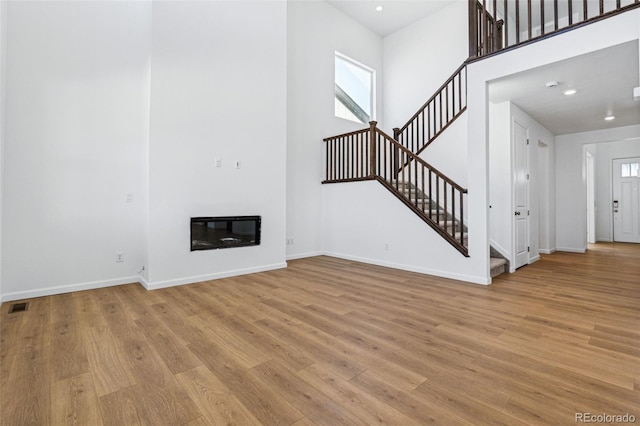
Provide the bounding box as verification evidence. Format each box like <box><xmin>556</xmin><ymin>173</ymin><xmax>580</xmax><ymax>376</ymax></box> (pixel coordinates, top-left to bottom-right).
<box><xmin>515</xmin><ymin>211</ymin><xmax>521</xmax><ymax>216</ymax></box>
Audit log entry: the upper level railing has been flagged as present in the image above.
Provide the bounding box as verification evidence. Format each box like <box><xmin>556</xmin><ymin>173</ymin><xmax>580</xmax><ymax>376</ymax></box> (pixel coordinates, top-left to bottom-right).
<box><xmin>469</xmin><ymin>0</ymin><xmax>640</xmax><ymax>59</ymax></box>
<box><xmin>323</xmin><ymin>122</ymin><xmax>468</xmax><ymax>256</ymax></box>
<box><xmin>392</xmin><ymin>64</ymin><xmax>467</xmax><ymax>157</ymax></box>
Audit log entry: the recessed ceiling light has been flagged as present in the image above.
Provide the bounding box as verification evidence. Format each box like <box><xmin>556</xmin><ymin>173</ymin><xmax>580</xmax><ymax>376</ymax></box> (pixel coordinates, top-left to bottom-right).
<box><xmin>376</xmin><ymin>5</ymin><xmax>383</xmax><ymax>11</ymax></box>
<box><xmin>605</xmin><ymin>115</ymin><xmax>615</xmax><ymax>121</ymax></box>
<box><xmin>563</xmin><ymin>89</ymin><xmax>577</xmax><ymax>96</ymax></box>
<box><xmin>545</xmin><ymin>81</ymin><xmax>559</xmax><ymax>88</ymax></box>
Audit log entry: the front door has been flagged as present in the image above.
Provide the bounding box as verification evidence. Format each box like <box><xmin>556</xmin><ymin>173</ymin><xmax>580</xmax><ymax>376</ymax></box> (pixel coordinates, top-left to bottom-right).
<box><xmin>612</xmin><ymin>157</ymin><xmax>640</xmax><ymax>243</ymax></box>
<box><xmin>513</xmin><ymin>120</ymin><xmax>529</xmax><ymax>268</ymax></box>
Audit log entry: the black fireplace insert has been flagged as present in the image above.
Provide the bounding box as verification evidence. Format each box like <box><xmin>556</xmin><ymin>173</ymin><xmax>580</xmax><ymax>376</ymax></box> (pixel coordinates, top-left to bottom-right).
<box><xmin>190</xmin><ymin>216</ymin><xmax>261</xmax><ymax>251</ymax></box>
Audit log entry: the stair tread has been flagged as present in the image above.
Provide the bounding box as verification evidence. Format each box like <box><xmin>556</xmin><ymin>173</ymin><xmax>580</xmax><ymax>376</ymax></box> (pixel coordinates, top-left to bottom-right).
<box><xmin>490</xmin><ymin>257</ymin><xmax>507</xmax><ymax>268</ymax></box>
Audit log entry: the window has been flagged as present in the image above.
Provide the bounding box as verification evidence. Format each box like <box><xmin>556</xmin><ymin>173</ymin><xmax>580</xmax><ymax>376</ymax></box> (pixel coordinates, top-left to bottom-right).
<box><xmin>335</xmin><ymin>53</ymin><xmax>374</xmax><ymax>124</ymax></box>
<box><xmin>621</xmin><ymin>162</ymin><xmax>639</xmax><ymax>177</ymax></box>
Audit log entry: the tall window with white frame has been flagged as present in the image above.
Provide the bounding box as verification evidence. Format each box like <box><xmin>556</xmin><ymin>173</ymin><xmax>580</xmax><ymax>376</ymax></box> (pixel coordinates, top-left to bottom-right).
<box><xmin>334</xmin><ymin>52</ymin><xmax>375</xmax><ymax>124</ymax></box>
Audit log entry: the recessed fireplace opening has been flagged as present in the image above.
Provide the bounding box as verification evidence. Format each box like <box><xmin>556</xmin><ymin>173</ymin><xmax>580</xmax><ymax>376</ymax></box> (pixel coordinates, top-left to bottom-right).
<box><xmin>191</xmin><ymin>216</ymin><xmax>261</xmax><ymax>251</ymax></box>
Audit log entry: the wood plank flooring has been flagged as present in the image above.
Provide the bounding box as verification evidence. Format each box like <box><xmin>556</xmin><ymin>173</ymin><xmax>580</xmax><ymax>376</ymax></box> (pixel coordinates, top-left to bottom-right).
<box><xmin>1</xmin><ymin>242</ymin><xmax>639</xmax><ymax>425</ymax></box>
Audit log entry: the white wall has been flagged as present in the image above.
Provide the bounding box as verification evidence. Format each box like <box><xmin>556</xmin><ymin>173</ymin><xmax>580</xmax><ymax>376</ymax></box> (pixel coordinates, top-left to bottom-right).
<box><xmin>556</xmin><ymin>125</ymin><xmax>640</xmax><ymax>251</ymax></box>
<box><xmin>0</xmin><ymin>0</ymin><xmax>6</xmax><ymax>300</ymax></box>
<box><xmin>383</xmin><ymin>1</ymin><xmax>468</xmax><ymax>131</ymax></box>
<box><xmin>147</xmin><ymin>1</ymin><xmax>288</xmax><ymax>288</ymax></box>
<box><xmin>489</xmin><ymin>101</ymin><xmax>512</xmax><ymax>257</ymax></box>
<box><xmin>538</xmin><ymin>139</ymin><xmax>556</xmax><ymax>253</ymax></box>
<box><xmin>322</xmin><ymin>181</ymin><xmax>486</xmax><ymax>284</ymax></box>
<box><xmin>287</xmin><ymin>1</ymin><xmax>383</xmax><ymax>260</ymax></box>
<box><xmin>2</xmin><ymin>1</ymin><xmax>151</xmax><ymax>301</ymax></box>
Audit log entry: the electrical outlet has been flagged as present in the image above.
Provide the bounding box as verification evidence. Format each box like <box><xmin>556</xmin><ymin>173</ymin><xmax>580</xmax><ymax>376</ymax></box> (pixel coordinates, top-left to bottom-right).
<box><xmin>116</xmin><ymin>252</ymin><xmax>124</xmax><ymax>263</ymax></box>
<box><xmin>234</xmin><ymin>160</ymin><xmax>241</xmax><ymax>169</ymax></box>
<box><xmin>384</xmin><ymin>243</ymin><xmax>390</xmax><ymax>250</ymax></box>
<box><xmin>126</xmin><ymin>193</ymin><xmax>134</xmax><ymax>203</ymax></box>
<box><xmin>287</xmin><ymin>238</ymin><xmax>294</xmax><ymax>245</ymax></box>
<box><xmin>215</xmin><ymin>158</ymin><xmax>222</xmax><ymax>168</ymax></box>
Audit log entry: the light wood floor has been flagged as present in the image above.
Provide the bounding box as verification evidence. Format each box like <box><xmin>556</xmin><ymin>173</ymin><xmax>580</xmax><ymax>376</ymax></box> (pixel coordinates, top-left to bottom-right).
<box><xmin>1</xmin><ymin>243</ymin><xmax>639</xmax><ymax>425</ymax></box>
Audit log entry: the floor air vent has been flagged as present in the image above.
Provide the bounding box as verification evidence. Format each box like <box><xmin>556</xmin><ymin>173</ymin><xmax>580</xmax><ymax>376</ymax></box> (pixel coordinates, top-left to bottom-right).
<box><xmin>8</xmin><ymin>302</ymin><xmax>29</xmax><ymax>314</ymax></box>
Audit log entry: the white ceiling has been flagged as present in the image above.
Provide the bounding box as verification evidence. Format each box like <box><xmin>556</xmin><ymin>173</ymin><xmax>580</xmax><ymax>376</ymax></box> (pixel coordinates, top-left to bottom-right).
<box><xmin>489</xmin><ymin>40</ymin><xmax>640</xmax><ymax>135</ymax></box>
<box><xmin>326</xmin><ymin>0</ymin><xmax>451</xmax><ymax>37</ymax></box>
<box><xmin>326</xmin><ymin>1</ymin><xmax>640</xmax><ymax>136</ymax></box>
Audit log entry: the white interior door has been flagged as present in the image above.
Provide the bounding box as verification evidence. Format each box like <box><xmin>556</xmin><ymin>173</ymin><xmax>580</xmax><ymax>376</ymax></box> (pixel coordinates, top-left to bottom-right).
<box><xmin>612</xmin><ymin>158</ymin><xmax>640</xmax><ymax>243</ymax></box>
<box><xmin>513</xmin><ymin>121</ymin><xmax>529</xmax><ymax>268</ymax></box>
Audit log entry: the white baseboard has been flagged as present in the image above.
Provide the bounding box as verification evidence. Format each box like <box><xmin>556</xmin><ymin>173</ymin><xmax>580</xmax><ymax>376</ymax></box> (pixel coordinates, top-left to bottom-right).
<box><xmin>141</xmin><ymin>262</ymin><xmax>287</xmax><ymax>291</ymax></box>
<box><xmin>529</xmin><ymin>255</ymin><xmax>541</xmax><ymax>263</ymax></box>
<box><xmin>538</xmin><ymin>248</ymin><xmax>556</xmax><ymax>254</ymax></box>
<box><xmin>286</xmin><ymin>251</ymin><xmax>323</xmax><ymax>261</ymax></box>
<box><xmin>0</xmin><ymin>276</ymin><xmax>140</xmax><ymax>303</ymax></box>
<box><xmin>557</xmin><ymin>247</ymin><xmax>586</xmax><ymax>253</ymax></box>
<box><xmin>322</xmin><ymin>251</ymin><xmax>490</xmax><ymax>285</ymax></box>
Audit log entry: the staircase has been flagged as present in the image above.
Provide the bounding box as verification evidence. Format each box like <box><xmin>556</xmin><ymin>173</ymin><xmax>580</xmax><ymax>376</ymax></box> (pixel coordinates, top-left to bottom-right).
<box><xmin>323</xmin><ymin>122</ymin><xmax>468</xmax><ymax>256</ymax></box>
<box><xmin>322</xmin><ymin>0</ymin><xmax>636</xmax><ymax>279</ymax></box>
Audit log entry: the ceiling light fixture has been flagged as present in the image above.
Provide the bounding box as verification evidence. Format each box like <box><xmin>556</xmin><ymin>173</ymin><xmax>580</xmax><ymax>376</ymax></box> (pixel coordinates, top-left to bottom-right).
<box><xmin>563</xmin><ymin>89</ymin><xmax>577</xmax><ymax>96</ymax></box>
<box><xmin>605</xmin><ymin>115</ymin><xmax>616</xmax><ymax>121</ymax></box>
<box><xmin>545</xmin><ymin>81</ymin><xmax>559</xmax><ymax>88</ymax></box>
<box><xmin>376</xmin><ymin>5</ymin><xmax>383</xmax><ymax>11</ymax></box>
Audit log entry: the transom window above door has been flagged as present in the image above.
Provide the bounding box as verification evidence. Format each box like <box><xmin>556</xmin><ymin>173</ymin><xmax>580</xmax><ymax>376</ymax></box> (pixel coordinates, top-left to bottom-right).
<box><xmin>621</xmin><ymin>162</ymin><xmax>639</xmax><ymax>177</ymax></box>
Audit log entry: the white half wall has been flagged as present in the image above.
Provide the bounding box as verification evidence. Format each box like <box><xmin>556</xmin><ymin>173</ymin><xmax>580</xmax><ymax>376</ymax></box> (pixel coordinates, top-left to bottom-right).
<box><xmin>322</xmin><ymin>180</ymin><xmax>488</xmax><ymax>284</ymax></box>
<box><xmin>556</xmin><ymin>125</ymin><xmax>640</xmax><ymax>250</ymax></box>
<box><xmin>1</xmin><ymin>1</ymin><xmax>151</xmax><ymax>302</ymax></box>
<box><xmin>287</xmin><ymin>1</ymin><xmax>383</xmax><ymax>260</ymax></box>
<box><xmin>147</xmin><ymin>1</ymin><xmax>288</xmax><ymax>285</ymax></box>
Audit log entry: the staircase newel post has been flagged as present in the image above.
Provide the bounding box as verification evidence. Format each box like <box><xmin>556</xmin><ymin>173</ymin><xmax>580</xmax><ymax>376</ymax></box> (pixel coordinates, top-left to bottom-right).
<box><xmin>369</xmin><ymin>121</ymin><xmax>377</xmax><ymax>178</ymax></box>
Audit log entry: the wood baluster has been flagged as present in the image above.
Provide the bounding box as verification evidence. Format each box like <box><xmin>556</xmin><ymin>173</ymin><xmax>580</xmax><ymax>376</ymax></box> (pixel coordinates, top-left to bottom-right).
<box><xmin>599</xmin><ymin>0</ymin><xmax>603</xmax><ymax>15</ymax></box>
<box><xmin>436</xmin><ymin>175</ymin><xmax>440</xmax><ymax>225</ymax></box>
<box><xmin>504</xmin><ymin>0</ymin><xmax>509</xmax><ymax>47</ymax></box>
<box><xmin>383</xmin><ymin>135</ymin><xmax>388</xmax><ymax>181</ymax></box>
<box><xmin>445</xmin><ymin>83</ymin><xmax>450</xmax><ymax>124</ymax></box>
<box><xmin>439</xmin><ymin>92</ymin><xmax>443</xmax><ymax>132</ymax></box>
<box><xmin>493</xmin><ymin>0</ymin><xmax>498</xmax><ymax>51</ymax></box>
<box><xmin>568</xmin><ymin>0</ymin><xmax>573</xmax><ymax>25</ymax></box>
<box><xmin>421</xmin><ymin>166</ymin><xmax>426</xmax><ymax>213</ymax></box>
<box><xmin>583</xmin><ymin>0</ymin><xmax>587</xmax><ymax>20</ymax></box>
<box><xmin>554</xmin><ymin>0</ymin><xmax>559</xmax><ymax>30</ymax></box>
<box><xmin>394</xmin><ymin>145</ymin><xmax>399</xmax><ymax>183</ymax></box>
<box><xmin>444</xmin><ymin>182</ymin><xmax>448</xmax><ymax>235</ymax></box>
<box><xmin>527</xmin><ymin>0</ymin><xmax>532</xmax><ymax>40</ymax></box>
<box><xmin>452</xmin><ymin>187</ymin><xmax>456</xmax><ymax>237</ymax></box>
<box><xmin>412</xmin><ymin>161</ymin><xmax>418</xmax><ymax>208</ymax></box>
<box><xmin>421</xmin><ymin>111</ymin><xmax>425</xmax><ymax>149</ymax></box>
<box><xmin>460</xmin><ymin>191</ymin><xmax>465</xmax><ymax>246</ymax></box>
<box><xmin>515</xmin><ymin>0</ymin><xmax>520</xmax><ymax>43</ymax></box>
<box><xmin>541</xmin><ymin>0</ymin><xmax>545</xmax><ymax>35</ymax></box>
